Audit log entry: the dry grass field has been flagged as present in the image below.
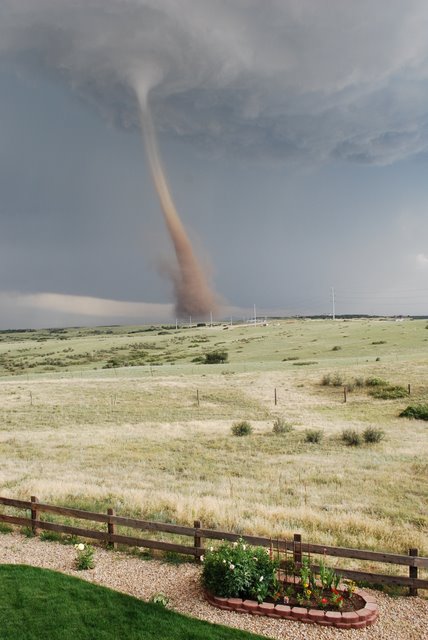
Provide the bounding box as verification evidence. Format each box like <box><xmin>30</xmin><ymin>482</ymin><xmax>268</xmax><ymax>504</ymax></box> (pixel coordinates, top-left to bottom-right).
<box><xmin>0</xmin><ymin>318</ymin><xmax>427</xmax><ymax>562</ymax></box>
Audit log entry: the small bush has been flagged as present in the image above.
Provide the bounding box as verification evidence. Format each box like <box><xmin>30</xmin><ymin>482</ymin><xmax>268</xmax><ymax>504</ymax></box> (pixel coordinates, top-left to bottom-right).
<box><xmin>321</xmin><ymin>373</ymin><xmax>331</xmax><ymax>386</ymax></box>
<box><xmin>399</xmin><ymin>404</ymin><xmax>428</xmax><ymax>421</ymax></box>
<box><xmin>272</xmin><ymin>417</ymin><xmax>293</xmax><ymax>434</ymax></box>
<box><xmin>331</xmin><ymin>373</ymin><xmax>344</xmax><ymax>387</ymax></box>
<box><xmin>365</xmin><ymin>377</ymin><xmax>387</xmax><ymax>387</ymax></box>
<box><xmin>21</xmin><ymin>526</ymin><xmax>35</xmax><ymax>538</ymax></box>
<box><xmin>363</xmin><ymin>427</ymin><xmax>385</xmax><ymax>443</ymax></box>
<box><xmin>354</xmin><ymin>376</ymin><xmax>365</xmax><ymax>388</ymax></box>
<box><xmin>341</xmin><ymin>429</ymin><xmax>362</xmax><ymax>446</ymax></box>
<box><xmin>75</xmin><ymin>543</ymin><xmax>95</xmax><ymax>570</ymax></box>
<box><xmin>331</xmin><ymin>345</ymin><xmax>341</xmax><ymax>351</ymax></box>
<box><xmin>0</xmin><ymin>523</ymin><xmax>13</xmax><ymax>534</ymax></box>
<box><xmin>369</xmin><ymin>385</ymin><xmax>408</xmax><ymax>399</ymax></box>
<box><xmin>204</xmin><ymin>350</ymin><xmax>228</xmax><ymax>364</ymax></box>
<box><xmin>304</xmin><ymin>429</ymin><xmax>323</xmax><ymax>444</ymax></box>
<box><xmin>201</xmin><ymin>538</ymin><xmax>279</xmax><ymax>602</ymax></box>
<box><xmin>231</xmin><ymin>421</ymin><xmax>253</xmax><ymax>436</ymax></box>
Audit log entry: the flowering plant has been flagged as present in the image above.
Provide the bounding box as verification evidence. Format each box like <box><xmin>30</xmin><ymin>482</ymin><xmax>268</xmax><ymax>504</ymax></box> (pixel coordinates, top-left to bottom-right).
<box><xmin>75</xmin><ymin>542</ymin><xmax>95</xmax><ymax>570</ymax></box>
<box><xmin>201</xmin><ymin>539</ymin><xmax>279</xmax><ymax>603</ymax></box>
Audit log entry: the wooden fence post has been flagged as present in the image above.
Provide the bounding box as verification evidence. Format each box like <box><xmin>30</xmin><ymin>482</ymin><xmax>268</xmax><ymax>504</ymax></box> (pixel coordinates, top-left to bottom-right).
<box><xmin>293</xmin><ymin>533</ymin><xmax>302</xmax><ymax>566</ymax></box>
<box><xmin>107</xmin><ymin>508</ymin><xmax>117</xmax><ymax>549</ymax></box>
<box><xmin>343</xmin><ymin>385</ymin><xmax>347</xmax><ymax>403</ymax></box>
<box><xmin>196</xmin><ymin>389</ymin><xmax>200</xmax><ymax>407</ymax></box>
<box><xmin>274</xmin><ymin>388</ymin><xmax>277</xmax><ymax>406</ymax></box>
<box><xmin>409</xmin><ymin>548</ymin><xmax>418</xmax><ymax>596</ymax></box>
<box><xmin>30</xmin><ymin>496</ymin><xmax>39</xmax><ymax>536</ymax></box>
<box><xmin>408</xmin><ymin>384</ymin><xmax>411</xmax><ymax>395</ymax></box>
<box><xmin>194</xmin><ymin>520</ymin><xmax>202</xmax><ymax>561</ymax></box>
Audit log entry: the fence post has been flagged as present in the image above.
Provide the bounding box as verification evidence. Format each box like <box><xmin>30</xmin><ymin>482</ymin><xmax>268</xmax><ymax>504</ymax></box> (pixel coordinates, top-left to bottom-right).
<box><xmin>30</xmin><ymin>496</ymin><xmax>39</xmax><ymax>536</ymax></box>
<box><xmin>274</xmin><ymin>388</ymin><xmax>277</xmax><ymax>406</ymax></box>
<box><xmin>107</xmin><ymin>508</ymin><xmax>117</xmax><ymax>549</ymax></box>
<box><xmin>409</xmin><ymin>548</ymin><xmax>418</xmax><ymax>596</ymax></box>
<box><xmin>293</xmin><ymin>533</ymin><xmax>302</xmax><ymax>566</ymax></box>
<box><xmin>194</xmin><ymin>519</ymin><xmax>202</xmax><ymax>561</ymax></box>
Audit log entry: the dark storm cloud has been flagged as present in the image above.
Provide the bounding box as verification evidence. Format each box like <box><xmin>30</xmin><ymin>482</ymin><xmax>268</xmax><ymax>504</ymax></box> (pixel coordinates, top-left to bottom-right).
<box><xmin>2</xmin><ymin>1</ymin><xmax>428</xmax><ymax>165</ymax></box>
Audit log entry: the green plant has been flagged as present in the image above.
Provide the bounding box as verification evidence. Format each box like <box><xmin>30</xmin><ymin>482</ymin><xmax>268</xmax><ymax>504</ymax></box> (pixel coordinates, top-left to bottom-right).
<box><xmin>305</xmin><ymin>429</ymin><xmax>323</xmax><ymax>444</ymax></box>
<box><xmin>365</xmin><ymin>377</ymin><xmax>387</xmax><ymax>387</ymax></box>
<box><xmin>341</xmin><ymin>429</ymin><xmax>362</xmax><ymax>446</ymax></box>
<box><xmin>331</xmin><ymin>345</ymin><xmax>341</xmax><ymax>351</ymax></box>
<box><xmin>0</xmin><ymin>523</ymin><xmax>13</xmax><ymax>534</ymax></box>
<box><xmin>363</xmin><ymin>427</ymin><xmax>385</xmax><ymax>443</ymax></box>
<box><xmin>272</xmin><ymin>417</ymin><xmax>293</xmax><ymax>434</ymax></box>
<box><xmin>231</xmin><ymin>421</ymin><xmax>253</xmax><ymax>436</ymax></box>
<box><xmin>369</xmin><ymin>385</ymin><xmax>408</xmax><ymax>399</ymax></box>
<box><xmin>40</xmin><ymin>530</ymin><xmax>63</xmax><ymax>542</ymax></box>
<box><xmin>204</xmin><ymin>350</ymin><xmax>228</xmax><ymax>364</ymax></box>
<box><xmin>201</xmin><ymin>539</ymin><xmax>279</xmax><ymax>603</ymax></box>
<box><xmin>399</xmin><ymin>404</ymin><xmax>428</xmax><ymax>421</ymax></box>
<box><xmin>20</xmin><ymin>526</ymin><xmax>35</xmax><ymax>538</ymax></box>
<box><xmin>149</xmin><ymin>593</ymin><xmax>169</xmax><ymax>607</ymax></box>
<box><xmin>75</xmin><ymin>543</ymin><xmax>95</xmax><ymax>570</ymax></box>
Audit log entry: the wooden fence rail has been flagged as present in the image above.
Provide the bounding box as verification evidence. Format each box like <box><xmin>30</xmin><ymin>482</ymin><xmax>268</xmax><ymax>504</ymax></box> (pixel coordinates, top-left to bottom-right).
<box><xmin>1</xmin><ymin>496</ymin><xmax>427</xmax><ymax>595</ymax></box>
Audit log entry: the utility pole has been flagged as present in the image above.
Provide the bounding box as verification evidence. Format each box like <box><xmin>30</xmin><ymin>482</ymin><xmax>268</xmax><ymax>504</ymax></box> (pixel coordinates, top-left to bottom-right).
<box><xmin>331</xmin><ymin>287</ymin><xmax>336</xmax><ymax>320</ymax></box>
<box><xmin>210</xmin><ymin>311</ymin><xmax>213</xmax><ymax>327</ymax></box>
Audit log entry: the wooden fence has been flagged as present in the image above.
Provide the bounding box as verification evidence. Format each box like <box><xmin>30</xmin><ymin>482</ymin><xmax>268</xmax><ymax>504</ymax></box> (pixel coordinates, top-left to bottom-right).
<box><xmin>1</xmin><ymin>496</ymin><xmax>427</xmax><ymax>595</ymax></box>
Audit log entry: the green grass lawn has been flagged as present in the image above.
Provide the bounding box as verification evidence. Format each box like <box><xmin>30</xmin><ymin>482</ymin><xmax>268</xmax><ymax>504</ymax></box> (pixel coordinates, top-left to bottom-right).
<box><xmin>0</xmin><ymin>565</ymin><xmax>270</xmax><ymax>640</ymax></box>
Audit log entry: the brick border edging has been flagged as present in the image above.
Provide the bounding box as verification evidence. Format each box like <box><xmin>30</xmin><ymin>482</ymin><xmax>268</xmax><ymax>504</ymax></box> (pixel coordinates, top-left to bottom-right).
<box><xmin>205</xmin><ymin>589</ymin><xmax>379</xmax><ymax>629</ymax></box>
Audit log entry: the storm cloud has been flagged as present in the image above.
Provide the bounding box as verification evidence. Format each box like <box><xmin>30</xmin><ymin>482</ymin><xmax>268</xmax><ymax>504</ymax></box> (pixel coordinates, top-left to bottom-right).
<box><xmin>2</xmin><ymin>0</ymin><xmax>428</xmax><ymax>165</ymax></box>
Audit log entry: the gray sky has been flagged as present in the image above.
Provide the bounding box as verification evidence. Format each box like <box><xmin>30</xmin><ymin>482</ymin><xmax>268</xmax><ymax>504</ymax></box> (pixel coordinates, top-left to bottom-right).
<box><xmin>1</xmin><ymin>0</ymin><xmax>428</xmax><ymax>328</ymax></box>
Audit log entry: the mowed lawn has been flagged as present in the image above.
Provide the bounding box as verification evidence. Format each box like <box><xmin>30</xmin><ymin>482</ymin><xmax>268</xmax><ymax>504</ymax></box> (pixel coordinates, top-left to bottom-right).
<box><xmin>0</xmin><ymin>565</ymin><xmax>270</xmax><ymax>640</ymax></box>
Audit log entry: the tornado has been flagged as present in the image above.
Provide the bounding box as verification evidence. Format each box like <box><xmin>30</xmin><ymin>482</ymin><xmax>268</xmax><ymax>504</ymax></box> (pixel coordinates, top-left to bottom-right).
<box><xmin>134</xmin><ymin>77</ymin><xmax>218</xmax><ymax>319</ymax></box>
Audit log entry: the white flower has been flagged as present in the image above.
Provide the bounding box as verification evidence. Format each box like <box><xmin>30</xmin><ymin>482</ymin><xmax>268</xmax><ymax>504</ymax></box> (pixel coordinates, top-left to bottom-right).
<box><xmin>253</xmin><ymin>556</ymin><xmax>258</xmax><ymax>562</ymax></box>
<box><xmin>265</xmin><ymin>548</ymin><xmax>270</xmax><ymax>555</ymax></box>
<box><xmin>222</xmin><ymin>559</ymin><xmax>227</xmax><ymax>564</ymax></box>
<box><xmin>242</xmin><ymin>545</ymin><xmax>247</xmax><ymax>550</ymax></box>
<box><xmin>229</xmin><ymin>563</ymin><xmax>235</xmax><ymax>570</ymax></box>
<box><xmin>200</xmin><ymin>555</ymin><xmax>204</xmax><ymax>562</ymax></box>
<box><xmin>209</xmin><ymin>546</ymin><xmax>214</xmax><ymax>552</ymax></box>
<box><xmin>259</xmin><ymin>576</ymin><xmax>264</xmax><ymax>582</ymax></box>
<box><xmin>233</xmin><ymin>542</ymin><xmax>238</xmax><ymax>548</ymax></box>
<box><xmin>75</xmin><ymin>543</ymin><xmax>85</xmax><ymax>551</ymax></box>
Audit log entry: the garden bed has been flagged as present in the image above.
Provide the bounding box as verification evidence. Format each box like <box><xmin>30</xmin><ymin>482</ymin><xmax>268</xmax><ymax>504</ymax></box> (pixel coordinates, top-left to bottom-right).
<box><xmin>205</xmin><ymin>587</ymin><xmax>379</xmax><ymax>629</ymax></box>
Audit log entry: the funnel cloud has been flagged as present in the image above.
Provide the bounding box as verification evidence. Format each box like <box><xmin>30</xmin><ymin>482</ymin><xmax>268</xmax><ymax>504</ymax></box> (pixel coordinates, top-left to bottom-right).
<box><xmin>134</xmin><ymin>76</ymin><xmax>217</xmax><ymax>318</ymax></box>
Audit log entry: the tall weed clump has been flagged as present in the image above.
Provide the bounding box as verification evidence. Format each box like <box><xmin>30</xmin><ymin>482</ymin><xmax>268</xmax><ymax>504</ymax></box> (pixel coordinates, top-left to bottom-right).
<box><xmin>231</xmin><ymin>421</ymin><xmax>253</xmax><ymax>436</ymax></box>
<box><xmin>399</xmin><ymin>404</ymin><xmax>428</xmax><ymax>421</ymax></box>
<box><xmin>272</xmin><ymin>417</ymin><xmax>293</xmax><ymax>434</ymax></box>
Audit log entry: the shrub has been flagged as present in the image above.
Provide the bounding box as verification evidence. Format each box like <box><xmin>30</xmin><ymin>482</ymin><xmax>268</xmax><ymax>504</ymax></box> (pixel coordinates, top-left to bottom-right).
<box><xmin>304</xmin><ymin>429</ymin><xmax>323</xmax><ymax>444</ymax></box>
<box><xmin>354</xmin><ymin>377</ymin><xmax>365</xmax><ymax>388</ymax></box>
<box><xmin>201</xmin><ymin>539</ymin><xmax>279</xmax><ymax>602</ymax></box>
<box><xmin>204</xmin><ymin>350</ymin><xmax>228</xmax><ymax>364</ymax></box>
<box><xmin>341</xmin><ymin>429</ymin><xmax>362</xmax><ymax>446</ymax></box>
<box><xmin>231</xmin><ymin>421</ymin><xmax>252</xmax><ymax>436</ymax></box>
<box><xmin>321</xmin><ymin>373</ymin><xmax>331</xmax><ymax>386</ymax></box>
<box><xmin>75</xmin><ymin>543</ymin><xmax>95</xmax><ymax>570</ymax></box>
<box><xmin>0</xmin><ymin>523</ymin><xmax>13</xmax><ymax>534</ymax></box>
<box><xmin>331</xmin><ymin>345</ymin><xmax>341</xmax><ymax>351</ymax></box>
<box><xmin>272</xmin><ymin>417</ymin><xmax>293</xmax><ymax>434</ymax></box>
<box><xmin>399</xmin><ymin>404</ymin><xmax>428</xmax><ymax>421</ymax></box>
<box><xmin>363</xmin><ymin>427</ymin><xmax>385</xmax><ymax>443</ymax></box>
<box><xmin>331</xmin><ymin>373</ymin><xmax>344</xmax><ymax>387</ymax></box>
<box><xmin>369</xmin><ymin>385</ymin><xmax>408</xmax><ymax>399</ymax></box>
<box><xmin>365</xmin><ymin>377</ymin><xmax>387</xmax><ymax>387</ymax></box>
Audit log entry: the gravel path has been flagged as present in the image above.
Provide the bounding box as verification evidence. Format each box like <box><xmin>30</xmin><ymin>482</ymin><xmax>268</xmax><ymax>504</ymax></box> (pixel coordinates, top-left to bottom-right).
<box><xmin>0</xmin><ymin>532</ymin><xmax>427</xmax><ymax>640</ymax></box>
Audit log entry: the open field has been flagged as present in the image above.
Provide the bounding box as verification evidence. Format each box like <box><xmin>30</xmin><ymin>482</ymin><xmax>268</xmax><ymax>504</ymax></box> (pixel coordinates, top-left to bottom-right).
<box><xmin>0</xmin><ymin>319</ymin><xmax>427</xmax><ymax>559</ymax></box>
